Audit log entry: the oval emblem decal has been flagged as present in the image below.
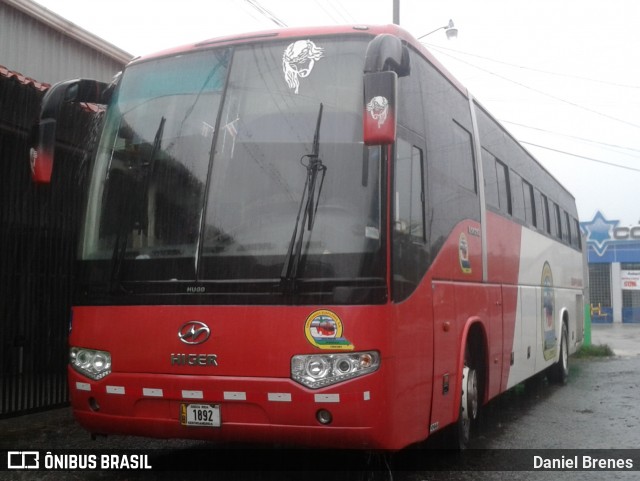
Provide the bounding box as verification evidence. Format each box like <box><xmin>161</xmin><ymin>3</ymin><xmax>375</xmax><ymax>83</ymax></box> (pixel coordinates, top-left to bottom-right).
<box><xmin>178</xmin><ymin>321</ymin><xmax>211</xmax><ymax>345</ymax></box>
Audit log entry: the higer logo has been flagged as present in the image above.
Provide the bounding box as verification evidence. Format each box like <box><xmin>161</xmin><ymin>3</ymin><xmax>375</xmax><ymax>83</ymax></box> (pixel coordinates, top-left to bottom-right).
<box><xmin>178</xmin><ymin>321</ymin><xmax>210</xmax><ymax>345</ymax></box>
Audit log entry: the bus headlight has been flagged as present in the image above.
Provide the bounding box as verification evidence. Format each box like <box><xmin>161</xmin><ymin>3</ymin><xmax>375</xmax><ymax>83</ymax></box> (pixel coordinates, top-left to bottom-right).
<box><xmin>70</xmin><ymin>347</ymin><xmax>112</xmax><ymax>380</ymax></box>
<box><xmin>291</xmin><ymin>351</ymin><xmax>380</xmax><ymax>389</ymax></box>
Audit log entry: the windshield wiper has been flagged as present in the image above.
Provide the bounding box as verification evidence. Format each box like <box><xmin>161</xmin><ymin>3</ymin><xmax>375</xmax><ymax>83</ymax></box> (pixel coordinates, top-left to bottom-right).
<box><xmin>280</xmin><ymin>103</ymin><xmax>327</xmax><ymax>293</ymax></box>
<box><xmin>109</xmin><ymin>116</ymin><xmax>166</xmax><ymax>293</ymax></box>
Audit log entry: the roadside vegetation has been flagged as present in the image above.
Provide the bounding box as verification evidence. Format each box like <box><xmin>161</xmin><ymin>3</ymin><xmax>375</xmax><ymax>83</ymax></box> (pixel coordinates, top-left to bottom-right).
<box><xmin>572</xmin><ymin>343</ymin><xmax>614</xmax><ymax>358</ymax></box>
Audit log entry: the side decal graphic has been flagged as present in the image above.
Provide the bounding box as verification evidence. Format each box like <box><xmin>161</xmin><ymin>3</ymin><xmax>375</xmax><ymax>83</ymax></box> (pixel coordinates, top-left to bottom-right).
<box><xmin>541</xmin><ymin>262</ymin><xmax>557</xmax><ymax>360</ymax></box>
<box><xmin>304</xmin><ymin>310</ymin><xmax>354</xmax><ymax>351</ymax></box>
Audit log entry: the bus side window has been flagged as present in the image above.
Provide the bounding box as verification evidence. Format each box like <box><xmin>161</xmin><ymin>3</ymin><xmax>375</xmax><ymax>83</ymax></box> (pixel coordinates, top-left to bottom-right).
<box><xmin>452</xmin><ymin>121</ymin><xmax>476</xmax><ymax>194</ymax></box>
<box><xmin>393</xmin><ymin>137</ymin><xmax>427</xmax><ymax>302</ymax></box>
<box><xmin>511</xmin><ymin>171</ymin><xmax>525</xmax><ymax>221</ymax></box>
<box><xmin>541</xmin><ymin>193</ymin><xmax>552</xmax><ymax>235</ymax></box>
<box><xmin>573</xmin><ymin>218</ymin><xmax>582</xmax><ymax>249</ymax></box>
<box><xmin>394</xmin><ymin>139</ymin><xmax>425</xmax><ymax>241</ymax></box>
<box><xmin>553</xmin><ymin>202</ymin><xmax>563</xmax><ymax>240</ymax></box>
<box><xmin>482</xmin><ymin>148</ymin><xmax>499</xmax><ymax>209</ymax></box>
<box><xmin>523</xmin><ymin>180</ymin><xmax>536</xmax><ymax>227</ymax></box>
<box><xmin>564</xmin><ymin>211</ymin><xmax>572</xmax><ymax>245</ymax></box>
<box><xmin>495</xmin><ymin>159</ymin><xmax>511</xmax><ymax>215</ymax></box>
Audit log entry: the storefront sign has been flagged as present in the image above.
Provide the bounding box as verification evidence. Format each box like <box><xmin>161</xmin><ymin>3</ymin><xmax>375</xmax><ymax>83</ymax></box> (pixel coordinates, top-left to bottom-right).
<box><xmin>621</xmin><ymin>270</ymin><xmax>640</xmax><ymax>290</ymax></box>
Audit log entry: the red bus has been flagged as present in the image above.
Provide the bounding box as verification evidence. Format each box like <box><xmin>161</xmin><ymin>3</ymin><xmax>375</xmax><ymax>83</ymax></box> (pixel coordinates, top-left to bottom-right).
<box><xmin>30</xmin><ymin>24</ymin><xmax>584</xmax><ymax>450</ymax></box>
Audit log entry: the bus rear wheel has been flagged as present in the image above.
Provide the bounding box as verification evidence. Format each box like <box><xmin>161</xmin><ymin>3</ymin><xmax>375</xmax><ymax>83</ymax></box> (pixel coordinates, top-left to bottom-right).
<box><xmin>548</xmin><ymin>322</ymin><xmax>569</xmax><ymax>385</ymax></box>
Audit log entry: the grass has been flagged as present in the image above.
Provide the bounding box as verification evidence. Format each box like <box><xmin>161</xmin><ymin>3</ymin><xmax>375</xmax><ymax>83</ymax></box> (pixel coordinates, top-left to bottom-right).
<box><xmin>572</xmin><ymin>343</ymin><xmax>615</xmax><ymax>358</ymax></box>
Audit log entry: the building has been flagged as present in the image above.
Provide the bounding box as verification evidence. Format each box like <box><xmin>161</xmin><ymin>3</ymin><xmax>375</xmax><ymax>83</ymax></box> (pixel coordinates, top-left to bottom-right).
<box><xmin>1</xmin><ymin>0</ymin><xmax>131</xmax><ymax>84</ymax></box>
<box><xmin>581</xmin><ymin>211</ymin><xmax>640</xmax><ymax>323</ymax></box>
<box><xmin>0</xmin><ymin>0</ymin><xmax>131</xmax><ymax>417</ymax></box>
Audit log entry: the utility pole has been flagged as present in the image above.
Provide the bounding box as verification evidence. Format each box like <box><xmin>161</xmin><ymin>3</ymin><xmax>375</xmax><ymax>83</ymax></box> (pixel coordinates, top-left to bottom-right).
<box><xmin>393</xmin><ymin>0</ymin><xmax>399</xmax><ymax>24</ymax></box>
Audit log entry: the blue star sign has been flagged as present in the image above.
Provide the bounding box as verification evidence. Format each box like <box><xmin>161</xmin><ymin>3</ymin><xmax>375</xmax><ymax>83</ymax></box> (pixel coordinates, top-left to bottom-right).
<box><xmin>580</xmin><ymin>211</ymin><xmax>619</xmax><ymax>256</ymax></box>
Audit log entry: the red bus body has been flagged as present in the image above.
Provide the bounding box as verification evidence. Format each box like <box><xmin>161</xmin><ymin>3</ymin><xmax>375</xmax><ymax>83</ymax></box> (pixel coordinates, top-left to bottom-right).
<box><xmin>37</xmin><ymin>25</ymin><xmax>584</xmax><ymax>450</ymax></box>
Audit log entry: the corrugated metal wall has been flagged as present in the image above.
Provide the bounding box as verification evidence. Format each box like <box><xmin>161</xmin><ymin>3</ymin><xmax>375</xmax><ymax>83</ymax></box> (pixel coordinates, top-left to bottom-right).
<box><xmin>0</xmin><ymin>74</ymin><xmax>98</xmax><ymax>417</ymax></box>
<box><xmin>0</xmin><ymin>1</ymin><xmax>128</xmax><ymax>84</ymax></box>
<box><xmin>0</xmin><ymin>0</ymin><xmax>125</xmax><ymax>417</ymax></box>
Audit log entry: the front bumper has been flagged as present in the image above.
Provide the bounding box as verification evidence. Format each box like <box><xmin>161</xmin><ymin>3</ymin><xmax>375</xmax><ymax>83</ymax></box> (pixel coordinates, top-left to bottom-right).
<box><xmin>68</xmin><ymin>368</ymin><xmax>390</xmax><ymax>449</ymax></box>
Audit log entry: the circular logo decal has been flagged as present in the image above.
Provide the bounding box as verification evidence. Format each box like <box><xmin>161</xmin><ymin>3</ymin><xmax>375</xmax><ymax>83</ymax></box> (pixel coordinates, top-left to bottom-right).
<box><xmin>459</xmin><ymin>233</ymin><xmax>472</xmax><ymax>274</ymax></box>
<box><xmin>541</xmin><ymin>262</ymin><xmax>557</xmax><ymax>360</ymax></box>
<box><xmin>304</xmin><ymin>310</ymin><xmax>354</xmax><ymax>351</ymax></box>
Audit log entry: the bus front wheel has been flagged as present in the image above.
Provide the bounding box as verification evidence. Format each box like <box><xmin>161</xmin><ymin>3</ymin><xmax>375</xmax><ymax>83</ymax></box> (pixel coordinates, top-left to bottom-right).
<box><xmin>448</xmin><ymin>345</ymin><xmax>480</xmax><ymax>450</ymax></box>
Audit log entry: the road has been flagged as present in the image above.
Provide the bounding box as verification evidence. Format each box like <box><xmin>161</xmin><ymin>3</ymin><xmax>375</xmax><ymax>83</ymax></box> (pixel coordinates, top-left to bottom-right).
<box><xmin>1</xmin><ymin>324</ymin><xmax>639</xmax><ymax>480</ymax></box>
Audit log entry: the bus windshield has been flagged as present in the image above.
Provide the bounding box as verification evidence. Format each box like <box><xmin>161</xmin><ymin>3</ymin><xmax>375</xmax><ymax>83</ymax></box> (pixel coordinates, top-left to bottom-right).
<box><xmin>79</xmin><ymin>37</ymin><xmax>385</xmax><ymax>296</ymax></box>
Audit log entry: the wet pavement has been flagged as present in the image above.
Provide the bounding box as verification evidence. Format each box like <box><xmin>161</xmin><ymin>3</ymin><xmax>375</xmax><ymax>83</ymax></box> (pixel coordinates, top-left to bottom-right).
<box><xmin>1</xmin><ymin>322</ymin><xmax>639</xmax><ymax>480</ymax></box>
<box><xmin>591</xmin><ymin>322</ymin><xmax>640</xmax><ymax>357</ymax></box>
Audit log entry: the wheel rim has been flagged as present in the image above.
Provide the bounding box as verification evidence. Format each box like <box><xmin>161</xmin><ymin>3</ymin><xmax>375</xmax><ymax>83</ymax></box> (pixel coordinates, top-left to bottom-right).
<box><xmin>460</xmin><ymin>366</ymin><xmax>471</xmax><ymax>440</ymax></box>
<box><xmin>561</xmin><ymin>328</ymin><xmax>568</xmax><ymax>373</ymax></box>
<box><xmin>467</xmin><ymin>367</ymin><xmax>479</xmax><ymax>420</ymax></box>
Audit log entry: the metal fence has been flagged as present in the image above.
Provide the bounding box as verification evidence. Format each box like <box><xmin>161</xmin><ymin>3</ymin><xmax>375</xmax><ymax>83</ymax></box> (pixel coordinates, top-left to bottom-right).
<box><xmin>0</xmin><ymin>72</ymin><xmax>93</xmax><ymax>417</ymax></box>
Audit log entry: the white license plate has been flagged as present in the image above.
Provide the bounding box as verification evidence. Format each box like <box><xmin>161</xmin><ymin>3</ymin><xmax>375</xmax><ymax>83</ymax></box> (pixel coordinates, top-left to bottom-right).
<box><xmin>180</xmin><ymin>403</ymin><xmax>221</xmax><ymax>427</ymax></box>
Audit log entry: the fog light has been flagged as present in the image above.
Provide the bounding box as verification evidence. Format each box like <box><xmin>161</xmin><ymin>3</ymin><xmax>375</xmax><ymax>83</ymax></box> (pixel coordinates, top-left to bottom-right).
<box><xmin>316</xmin><ymin>409</ymin><xmax>333</xmax><ymax>425</ymax></box>
<box><xmin>88</xmin><ymin>397</ymin><xmax>100</xmax><ymax>412</ymax></box>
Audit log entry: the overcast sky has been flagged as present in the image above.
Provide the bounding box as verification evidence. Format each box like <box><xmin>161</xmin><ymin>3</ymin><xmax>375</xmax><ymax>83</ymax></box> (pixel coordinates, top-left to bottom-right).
<box><xmin>33</xmin><ymin>0</ymin><xmax>640</xmax><ymax>226</ymax></box>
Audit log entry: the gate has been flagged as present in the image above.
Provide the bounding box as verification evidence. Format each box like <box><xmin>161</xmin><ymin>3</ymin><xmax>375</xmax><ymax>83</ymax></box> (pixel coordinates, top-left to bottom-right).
<box><xmin>0</xmin><ymin>70</ymin><xmax>94</xmax><ymax>417</ymax></box>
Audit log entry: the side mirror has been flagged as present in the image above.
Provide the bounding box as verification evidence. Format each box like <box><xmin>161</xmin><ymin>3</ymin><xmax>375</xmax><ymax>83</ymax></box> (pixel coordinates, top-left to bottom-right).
<box><xmin>29</xmin><ymin>78</ymin><xmax>109</xmax><ymax>183</ymax></box>
<box><xmin>363</xmin><ymin>71</ymin><xmax>397</xmax><ymax>146</ymax></box>
<box><xmin>362</xmin><ymin>34</ymin><xmax>410</xmax><ymax>146</ymax></box>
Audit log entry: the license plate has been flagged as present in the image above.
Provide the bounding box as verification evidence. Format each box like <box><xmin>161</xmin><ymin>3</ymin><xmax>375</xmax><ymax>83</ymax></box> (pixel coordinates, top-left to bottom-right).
<box><xmin>180</xmin><ymin>403</ymin><xmax>221</xmax><ymax>427</ymax></box>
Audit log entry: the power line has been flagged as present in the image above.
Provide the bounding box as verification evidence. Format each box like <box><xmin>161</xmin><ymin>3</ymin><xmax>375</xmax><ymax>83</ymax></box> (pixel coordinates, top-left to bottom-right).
<box><xmin>424</xmin><ymin>43</ymin><xmax>640</xmax><ymax>90</ymax></box>
<box><xmin>520</xmin><ymin>141</ymin><xmax>640</xmax><ymax>173</ymax></box>
<box><xmin>312</xmin><ymin>0</ymin><xmax>341</xmax><ymax>24</ymax></box>
<box><xmin>244</xmin><ymin>0</ymin><xmax>287</xmax><ymax>27</ymax></box>
<box><xmin>502</xmin><ymin>120</ymin><xmax>640</xmax><ymax>155</ymax></box>
<box><xmin>429</xmin><ymin>46</ymin><xmax>640</xmax><ymax>130</ymax></box>
<box><xmin>329</xmin><ymin>0</ymin><xmax>357</xmax><ymax>23</ymax></box>
<box><xmin>324</xmin><ymin>0</ymin><xmax>355</xmax><ymax>23</ymax></box>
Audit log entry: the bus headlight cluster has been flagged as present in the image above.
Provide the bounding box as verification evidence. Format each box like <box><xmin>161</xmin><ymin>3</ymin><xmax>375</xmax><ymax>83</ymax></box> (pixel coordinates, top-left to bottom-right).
<box><xmin>70</xmin><ymin>347</ymin><xmax>112</xmax><ymax>380</ymax></box>
<box><xmin>291</xmin><ymin>351</ymin><xmax>380</xmax><ymax>389</ymax></box>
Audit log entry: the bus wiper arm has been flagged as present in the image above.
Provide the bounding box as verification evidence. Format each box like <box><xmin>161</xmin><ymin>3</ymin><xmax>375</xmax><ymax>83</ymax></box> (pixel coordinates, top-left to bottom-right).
<box><xmin>280</xmin><ymin>104</ymin><xmax>326</xmax><ymax>292</ymax></box>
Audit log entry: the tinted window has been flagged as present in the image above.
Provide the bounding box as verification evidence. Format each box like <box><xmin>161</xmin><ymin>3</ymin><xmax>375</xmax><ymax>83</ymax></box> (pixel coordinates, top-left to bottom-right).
<box><xmin>523</xmin><ymin>180</ymin><xmax>536</xmax><ymax>227</ymax></box>
<box><xmin>482</xmin><ymin>149</ymin><xmax>499</xmax><ymax>209</ymax></box>
<box><xmin>496</xmin><ymin>159</ymin><xmax>511</xmax><ymax>215</ymax></box>
<box><xmin>395</xmin><ymin>140</ymin><xmax>425</xmax><ymax>241</ymax></box>
<box><xmin>573</xmin><ymin>218</ymin><xmax>582</xmax><ymax>249</ymax></box>
<box><xmin>393</xmin><ymin>137</ymin><xmax>427</xmax><ymax>301</ymax></box>
<box><xmin>564</xmin><ymin>211</ymin><xmax>572</xmax><ymax>244</ymax></box>
<box><xmin>511</xmin><ymin>171</ymin><xmax>525</xmax><ymax>221</ymax></box>
<box><xmin>554</xmin><ymin>202</ymin><xmax>562</xmax><ymax>239</ymax></box>
<box><xmin>542</xmin><ymin>194</ymin><xmax>552</xmax><ymax>235</ymax></box>
<box><xmin>452</xmin><ymin>122</ymin><xmax>476</xmax><ymax>193</ymax></box>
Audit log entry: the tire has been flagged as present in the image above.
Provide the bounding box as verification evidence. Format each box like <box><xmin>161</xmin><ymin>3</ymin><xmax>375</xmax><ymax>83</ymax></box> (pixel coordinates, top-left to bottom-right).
<box><xmin>548</xmin><ymin>322</ymin><xmax>569</xmax><ymax>385</ymax></box>
<box><xmin>449</xmin><ymin>346</ymin><xmax>480</xmax><ymax>449</ymax></box>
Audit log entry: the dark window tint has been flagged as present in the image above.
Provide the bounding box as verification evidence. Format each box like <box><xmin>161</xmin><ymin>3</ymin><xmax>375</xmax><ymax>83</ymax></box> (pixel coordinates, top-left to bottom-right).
<box><xmin>482</xmin><ymin>149</ymin><xmax>499</xmax><ymax>209</ymax></box>
<box><xmin>511</xmin><ymin>171</ymin><xmax>525</xmax><ymax>221</ymax></box>
<box><xmin>496</xmin><ymin>159</ymin><xmax>511</xmax><ymax>215</ymax></box>
<box><xmin>523</xmin><ymin>180</ymin><xmax>536</xmax><ymax>227</ymax></box>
